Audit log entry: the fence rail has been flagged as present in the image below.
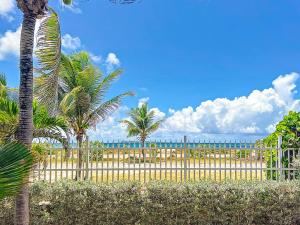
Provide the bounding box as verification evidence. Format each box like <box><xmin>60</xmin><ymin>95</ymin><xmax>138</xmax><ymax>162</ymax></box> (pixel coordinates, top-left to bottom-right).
<box><xmin>33</xmin><ymin>136</ymin><xmax>300</xmax><ymax>183</ymax></box>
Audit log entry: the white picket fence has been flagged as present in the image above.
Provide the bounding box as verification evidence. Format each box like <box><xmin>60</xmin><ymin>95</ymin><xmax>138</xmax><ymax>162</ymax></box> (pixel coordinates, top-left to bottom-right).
<box><xmin>33</xmin><ymin>136</ymin><xmax>300</xmax><ymax>183</ymax></box>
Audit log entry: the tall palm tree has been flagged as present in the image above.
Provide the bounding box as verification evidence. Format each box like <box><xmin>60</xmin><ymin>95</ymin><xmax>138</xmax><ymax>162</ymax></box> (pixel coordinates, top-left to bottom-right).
<box><xmin>15</xmin><ymin>1</ymin><xmax>72</xmax><ymax>224</ymax></box>
<box><xmin>16</xmin><ymin>1</ymin><xmax>136</xmax><ymax>223</ymax></box>
<box><xmin>37</xmin><ymin>51</ymin><xmax>133</xmax><ymax>179</ymax></box>
<box><xmin>121</xmin><ymin>103</ymin><xmax>163</xmax><ymax>160</ymax></box>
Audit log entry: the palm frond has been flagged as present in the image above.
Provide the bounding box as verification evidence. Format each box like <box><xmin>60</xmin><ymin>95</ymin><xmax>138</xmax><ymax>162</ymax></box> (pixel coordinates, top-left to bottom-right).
<box><xmin>33</xmin><ymin>101</ymin><xmax>68</xmax><ymax>131</ymax></box>
<box><xmin>0</xmin><ymin>73</ymin><xmax>7</xmax><ymax>98</ymax></box>
<box><xmin>92</xmin><ymin>69</ymin><xmax>123</xmax><ymax>104</ymax></box>
<box><xmin>59</xmin><ymin>86</ymin><xmax>84</xmax><ymax>115</ymax></box>
<box><xmin>0</xmin><ymin>142</ymin><xmax>33</xmax><ymax>199</ymax></box>
<box><xmin>145</xmin><ymin>120</ymin><xmax>163</xmax><ymax>134</ymax></box>
<box><xmin>120</xmin><ymin>120</ymin><xmax>141</xmax><ymax>137</ymax></box>
<box><xmin>87</xmin><ymin>91</ymin><xmax>134</xmax><ymax>127</ymax></box>
<box><xmin>0</xmin><ymin>73</ymin><xmax>6</xmax><ymax>86</ymax></box>
<box><xmin>34</xmin><ymin>9</ymin><xmax>61</xmax><ymax>115</ymax></box>
<box><xmin>33</xmin><ymin>128</ymin><xmax>69</xmax><ymax>151</ymax></box>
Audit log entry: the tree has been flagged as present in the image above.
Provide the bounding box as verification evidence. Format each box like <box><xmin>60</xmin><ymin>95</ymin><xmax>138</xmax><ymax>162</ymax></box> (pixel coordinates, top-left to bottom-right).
<box><xmin>16</xmin><ymin>0</ymin><xmax>137</xmax><ymax>223</ymax></box>
<box><xmin>121</xmin><ymin>103</ymin><xmax>162</xmax><ymax>160</ymax></box>
<box><xmin>262</xmin><ymin>111</ymin><xmax>300</xmax><ymax>179</ymax></box>
<box><xmin>45</xmin><ymin>52</ymin><xmax>132</xmax><ymax>179</ymax></box>
<box><xmin>15</xmin><ymin>1</ymin><xmax>72</xmax><ymax>223</ymax></box>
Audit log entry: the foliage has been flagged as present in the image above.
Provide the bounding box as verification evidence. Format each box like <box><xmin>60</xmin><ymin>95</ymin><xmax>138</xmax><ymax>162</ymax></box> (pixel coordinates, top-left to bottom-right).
<box><xmin>1</xmin><ymin>180</ymin><xmax>300</xmax><ymax>225</ymax></box>
<box><xmin>87</xmin><ymin>141</ymin><xmax>105</xmax><ymax>161</ymax></box>
<box><xmin>263</xmin><ymin>111</ymin><xmax>300</xmax><ymax>148</ymax></box>
<box><xmin>31</xmin><ymin>143</ymin><xmax>51</xmax><ymax>165</ymax></box>
<box><xmin>235</xmin><ymin>149</ymin><xmax>251</xmax><ymax>159</ymax></box>
<box><xmin>0</xmin><ymin>142</ymin><xmax>33</xmax><ymax>200</ymax></box>
<box><xmin>262</xmin><ymin>111</ymin><xmax>300</xmax><ymax>179</ymax></box>
<box><xmin>34</xmin><ymin>9</ymin><xmax>61</xmax><ymax>115</ymax></box>
<box><xmin>36</xmin><ymin>51</ymin><xmax>132</xmax><ymax>143</ymax></box>
<box><xmin>0</xmin><ymin>75</ymin><xmax>68</xmax><ymax>148</ymax></box>
<box><xmin>292</xmin><ymin>157</ymin><xmax>300</xmax><ymax>178</ymax></box>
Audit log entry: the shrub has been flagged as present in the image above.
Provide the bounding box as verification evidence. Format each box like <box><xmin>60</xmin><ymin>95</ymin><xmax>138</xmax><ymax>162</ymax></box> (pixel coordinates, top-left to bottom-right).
<box><xmin>0</xmin><ymin>181</ymin><xmax>300</xmax><ymax>225</ymax></box>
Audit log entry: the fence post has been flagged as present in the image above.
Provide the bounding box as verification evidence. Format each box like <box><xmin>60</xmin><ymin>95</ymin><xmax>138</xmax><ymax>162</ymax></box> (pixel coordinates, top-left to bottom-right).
<box><xmin>184</xmin><ymin>136</ymin><xmax>187</xmax><ymax>181</ymax></box>
<box><xmin>85</xmin><ymin>136</ymin><xmax>90</xmax><ymax>180</ymax></box>
<box><xmin>277</xmin><ymin>135</ymin><xmax>283</xmax><ymax>180</ymax></box>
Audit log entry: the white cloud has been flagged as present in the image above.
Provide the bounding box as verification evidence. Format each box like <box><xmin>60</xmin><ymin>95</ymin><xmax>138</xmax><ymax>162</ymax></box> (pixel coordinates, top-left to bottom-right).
<box><xmin>106</xmin><ymin>53</ymin><xmax>120</xmax><ymax>65</ymax></box>
<box><xmin>62</xmin><ymin>34</ymin><xmax>81</xmax><ymax>50</ymax></box>
<box><xmin>163</xmin><ymin>72</ymin><xmax>300</xmax><ymax>135</ymax></box>
<box><xmin>151</xmin><ymin>107</ymin><xmax>166</xmax><ymax>120</ymax></box>
<box><xmin>63</xmin><ymin>2</ymin><xmax>82</xmax><ymax>14</ymax></box>
<box><xmin>138</xmin><ymin>97</ymin><xmax>149</xmax><ymax>107</ymax></box>
<box><xmin>0</xmin><ymin>0</ymin><xmax>14</xmax><ymax>21</ymax></box>
<box><xmin>105</xmin><ymin>52</ymin><xmax>120</xmax><ymax>72</ymax></box>
<box><xmin>87</xmin><ymin>73</ymin><xmax>300</xmax><ymax>141</ymax></box>
<box><xmin>90</xmin><ymin>53</ymin><xmax>102</xmax><ymax>63</ymax></box>
<box><xmin>0</xmin><ymin>25</ymin><xmax>21</xmax><ymax>60</ymax></box>
<box><xmin>0</xmin><ymin>20</ymin><xmax>48</xmax><ymax>60</ymax></box>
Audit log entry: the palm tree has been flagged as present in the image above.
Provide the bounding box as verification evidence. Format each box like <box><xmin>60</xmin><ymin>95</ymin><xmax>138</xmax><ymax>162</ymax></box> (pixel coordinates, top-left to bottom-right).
<box><xmin>36</xmin><ymin>51</ymin><xmax>133</xmax><ymax>179</ymax></box>
<box><xmin>0</xmin><ymin>142</ymin><xmax>33</xmax><ymax>200</ymax></box>
<box><xmin>15</xmin><ymin>2</ymin><xmax>72</xmax><ymax>223</ymax></box>
<box><xmin>16</xmin><ymin>1</ymin><xmax>136</xmax><ymax>223</ymax></box>
<box><xmin>121</xmin><ymin>103</ymin><xmax>163</xmax><ymax>160</ymax></box>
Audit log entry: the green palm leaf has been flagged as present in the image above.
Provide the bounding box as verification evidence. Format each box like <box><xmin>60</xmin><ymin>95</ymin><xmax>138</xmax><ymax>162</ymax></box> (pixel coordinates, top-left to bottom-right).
<box><xmin>87</xmin><ymin>91</ymin><xmax>134</xmax><ymax>127</ymax></box>
<box><xmin>0</xmin><ymin>142</ymin><xmax>33</xmax><ymax>199</ymax></box>
<box><xmin>34</xmin><ymin>9</ymin><xmax>61</xmax><ymax>115</ymax></box>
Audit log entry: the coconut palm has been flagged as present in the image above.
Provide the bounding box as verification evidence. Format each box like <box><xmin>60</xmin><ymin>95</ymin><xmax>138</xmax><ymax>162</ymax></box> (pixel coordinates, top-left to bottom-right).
<box><xmin>38</xmin><ymin>51</ymin><xmax>133</xmax><ymax>179</ymax></box>
<box><xmin>0</xmin><ymin>142</ymin><xmax>33</xmax><ymax>200</ymax></box>
<box><xmin>17</xmin><ymin>1</ymin><xmax>136</xmax><ymax>222</ymax></box>
<box><xmin>121</xmin><ymin>103</ymin><xmax>163</xmax><ymax>160</ymax></box>
<box><xmin>15</xmin><ymin>1</ymin><xmax>68</xmax><ymax>224</ymax></box>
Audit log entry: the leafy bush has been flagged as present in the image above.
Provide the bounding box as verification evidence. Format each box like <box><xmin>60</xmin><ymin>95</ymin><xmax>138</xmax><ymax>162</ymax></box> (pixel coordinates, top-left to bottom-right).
<box><xmin>0</xmin><ymin>181</ymin><xmax>300</xmax><ymax>225</ymax></box>
<box><xmin>31</xmin><ymin>143</ymin><xmax>50</xmax><ymax>167</ymax></box>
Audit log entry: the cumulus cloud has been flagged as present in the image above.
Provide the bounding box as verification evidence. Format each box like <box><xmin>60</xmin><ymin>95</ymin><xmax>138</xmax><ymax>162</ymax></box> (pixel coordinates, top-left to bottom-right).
<box><xmin>106</xmin><ymin>53</ymin><xmax>120</xmax><ymax>65</ymax></box>
<box><xmin>163</xmin><ymin>72</ymin><xmax>300</xmax><ymax>135</ymax></box>
<box><xmin>62</xmin><ymin>34</ymin><xmax>81</xmax><ymax>50</ymax></box>
<box><xmin>105</xmin><ymin>53</ymin><xmax>120</xmax><ymax>72</ymax></box>
<box><xmin>87</xmin><ymin>73</ymin><xmax>300</xmax><ymax>141</ymax></box>
<box><xmin>0</xmin><ymin>25</ymin><xmax>21</xmax><ymax>60</ymax></box>
<box><xmin>0</xmin><ymin>0</ymin><xmax>14</xmax><ymax>21</ymax></box>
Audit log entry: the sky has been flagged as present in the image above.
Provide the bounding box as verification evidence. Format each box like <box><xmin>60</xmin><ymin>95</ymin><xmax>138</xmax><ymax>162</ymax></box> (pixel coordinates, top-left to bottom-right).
<box><xmin>1</xmin><ymin>0</ymin><xmax>300</xmax><ymax>141</ymax></box>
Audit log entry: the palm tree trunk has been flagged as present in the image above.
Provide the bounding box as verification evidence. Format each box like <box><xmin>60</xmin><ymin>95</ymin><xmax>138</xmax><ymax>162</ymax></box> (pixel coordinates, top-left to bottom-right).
<box><xmin>141</xmin><ymin>140</ymin><xmax>146</xmax><ymax>162</ymax></box>
<box><xmin>64</xmin><ymin>132</ymin><xmax>71</xmax><ymax>160</ymax></box>
<box><xmin>15</xmin><ymin>13</ymin><xmax>36</xmax><ymax>225</ymax></box>
<box><xmin>75</xmin><ymin>134</ymin><xmax>83</xmax><ymax>180</ymax></box>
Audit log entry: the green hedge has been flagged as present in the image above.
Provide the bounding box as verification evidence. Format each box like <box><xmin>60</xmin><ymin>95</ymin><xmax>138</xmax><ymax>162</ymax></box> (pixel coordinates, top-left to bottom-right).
<box><xmin>1</xmin><ymin>181</ymin><xmax>300</xmax><ymax>225</ymax></box>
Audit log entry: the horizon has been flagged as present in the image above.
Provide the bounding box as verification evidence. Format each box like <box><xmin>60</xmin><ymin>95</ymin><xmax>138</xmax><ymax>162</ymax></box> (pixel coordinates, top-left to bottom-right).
<box><xmin>1</xmin><ymin>0</ymin><xmax>300</xmax><ymax>140</ymax></box>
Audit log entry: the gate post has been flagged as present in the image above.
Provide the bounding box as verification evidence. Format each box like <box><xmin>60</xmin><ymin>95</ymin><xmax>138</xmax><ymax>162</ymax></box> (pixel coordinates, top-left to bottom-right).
<box><xmin>184</xmin><ymin>136</ymin><xmax>187</xmax><ymax>181</ymax></box>
<box><xmin>277</xmin><ymin>135</ymin><xmax>283</xmax><ymax>180</ymax></box>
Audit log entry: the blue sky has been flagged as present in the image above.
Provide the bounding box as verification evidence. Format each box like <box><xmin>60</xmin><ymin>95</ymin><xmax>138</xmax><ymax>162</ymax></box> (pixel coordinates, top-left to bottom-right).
<box><xmin>1</xmin><ymin>0</ymin><xmax>300</xmax><ymax>140</ymax></box>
